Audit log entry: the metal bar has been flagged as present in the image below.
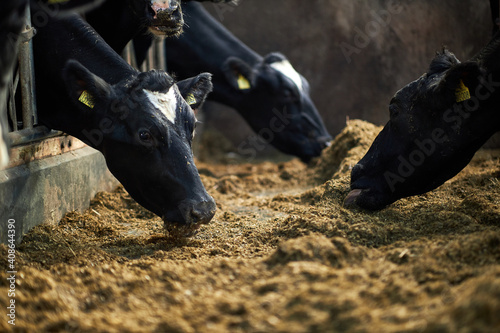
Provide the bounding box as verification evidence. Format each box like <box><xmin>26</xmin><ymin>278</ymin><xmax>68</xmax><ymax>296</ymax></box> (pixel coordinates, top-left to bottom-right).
<box><xmin>7</xmin><ymin>126</ymin><xmax>62</xmax><ymax>147</ymax></box>
<box><xmin>154</xmin><ymin>38</ymin><xmax>166</xmax><ymax>70</ymax></box>
<box><xmin>8</xmin><ymin>69</ymin><xmax>20</xmax><ymax>131</ymax></box>
<box><xmin>122</xmin><ymin>41</ymin><xmax>139</xmax><ymax>70</ymax></box>
<box><xmin>18</xmin><ymin>7</ymin><xmax>37</xmax><ymax>129</ymax></box>
<box><xmin>146</xmin><ymin>43</ymin><xmax>154</xmax><ymax>71</ymax></box>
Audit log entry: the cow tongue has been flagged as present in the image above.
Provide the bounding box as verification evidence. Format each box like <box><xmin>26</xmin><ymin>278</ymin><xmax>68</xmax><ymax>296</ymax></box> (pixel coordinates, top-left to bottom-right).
<box><xmin>344</xmin><ymin>189</ymin><xmax>362</xmax><ymax>206</ymax></box>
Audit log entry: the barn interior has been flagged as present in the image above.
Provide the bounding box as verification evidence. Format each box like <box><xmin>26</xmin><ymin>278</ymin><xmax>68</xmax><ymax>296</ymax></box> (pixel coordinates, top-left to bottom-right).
<box><xmin>1</xmin><ymin>1</ymin><xmax>500</xmax><ymax>332</ymax></box>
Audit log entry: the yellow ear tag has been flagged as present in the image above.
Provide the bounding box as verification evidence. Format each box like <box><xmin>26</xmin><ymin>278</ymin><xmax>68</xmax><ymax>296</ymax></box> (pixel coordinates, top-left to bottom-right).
<box><xmin>185</xmin><ymin>93</ymin><xmax>197</xmax><ymax>106</ymax></box>
<box><xmin>237</xmin><ymin>74</ymin><xmax>251</xmax><ymax>90</ymax></box>
<box><xmin>455</xmin><ymin>79</ymin><xmax>471</xmax><ymax>103</ymax></box>
<box><xmin>78</xmin><ymin>90</ymin><xmax>95</xmax><ymax>109</ymax></box>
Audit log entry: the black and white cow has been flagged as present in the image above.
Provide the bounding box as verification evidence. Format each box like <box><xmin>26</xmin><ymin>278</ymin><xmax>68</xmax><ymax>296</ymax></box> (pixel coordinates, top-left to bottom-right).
<box><xmin>32</xmin><ymin>13</ymin><xmax>216</xmax><ymax>231</ymax></box>
<box><xmin>345</xmin><ymin>32</ymin><xmax>500</xmax><ymax>210</ymax></box>
<box><xmin>151</xmin><ymin>2</ymin><xmax>331</xmax><ymax>162</ymax></box>
<box><xmin>1</xmin><ymin>0</ymin><xmax>105</xmax><ymax>169</ymax></box>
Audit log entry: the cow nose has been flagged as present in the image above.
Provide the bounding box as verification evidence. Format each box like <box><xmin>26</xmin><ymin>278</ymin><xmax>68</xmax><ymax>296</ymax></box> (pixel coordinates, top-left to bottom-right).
<box><xmin>351</xmin><ymin>163</ymin><xmax>365</xmax><ymax>179</ymax></box>
<box><xmin>320</xmin><ymin>140</ymin><xmax>331</xmax><ymax>150</ymax></box>
<box><xmin>178</xmin><ymin>198</ymin><xmax>216</xmax><ymax>226</ymax></box>
<box><xmin>189</xmin><ymin>200</ymin><xmax>217</xmax><ymax>225</ymax></box>
<box><xmin>152</xmin><ymin>0</ymin><xmax>179</xmax><ymax>17</ymax></box>
<box><xmin>317</xmin><ymin>135</ymin><xmax>332</xmax><ymax>149</ymax></box>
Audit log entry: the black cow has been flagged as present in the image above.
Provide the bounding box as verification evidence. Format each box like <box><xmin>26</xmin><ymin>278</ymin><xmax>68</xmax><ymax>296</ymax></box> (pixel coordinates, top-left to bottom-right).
<box><xmin>85</xmin><ymin>0</ymin><xmax>185</xmax><ymax>56</ymax></box>
<box><xmin>86</xmin><ymin>0</ymin><xmax>237</xmax><ymax>56</ymax></box>
<box><xmin>491</xmin><ymin>0</ymin><xmax>499</xmax><ymax>35</ymax></box>
<box><xmin>32</xmin><ymin>13</ymin><xmax>216</xmax><ymax>231</ymax></box>
<box><xmin>31</xmin><ymin>0</ymin><xmax>105</xmax><ymax>13</ymax></box>
<box><xmin>1</xmin><ymin>0</ymin><xmax>105</xmax><ymax>169</ymax></box>
<box><xmin>132</xmin><ymin>2</ymin><xmax>331</xmax><ymax>162</ymax></box>
<box><xmin>345</xmin><ymin>32</ymin><xmax>500</xmax><ymax>210</ymax></box>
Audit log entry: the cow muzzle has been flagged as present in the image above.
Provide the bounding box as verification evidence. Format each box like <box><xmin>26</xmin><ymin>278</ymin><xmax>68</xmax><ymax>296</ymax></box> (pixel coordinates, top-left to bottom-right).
<box><xmin>163</xmin><ymin>197</ymin><xmax>216</xmax><ymax>236</ymax></box>
<box><xmin>150</xmin><ymin>0</ymin><xmax>183</xmax><ymax>36</ymax></box>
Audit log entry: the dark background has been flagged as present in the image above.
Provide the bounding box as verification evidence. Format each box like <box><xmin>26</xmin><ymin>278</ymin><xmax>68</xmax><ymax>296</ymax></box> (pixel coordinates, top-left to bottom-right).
<box><xmin>196</xmin><ymin>0</ymin><xmax>492</xmax><ymax>159</ymax></box>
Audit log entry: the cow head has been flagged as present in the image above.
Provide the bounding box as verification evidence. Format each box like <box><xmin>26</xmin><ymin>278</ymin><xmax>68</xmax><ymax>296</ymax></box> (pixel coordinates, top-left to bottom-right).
<box><xmin>222</xmin><ymin>52</ymin><xmax>331</xmax><ymax>163</ymax></box>
<box><xmin>140</xmin><ymin>0</ymin><xmax>184</xmax><ymax>37</ymax></box>
<box><xmin>346</xmin><ymin>48</ymin><xmax>500</xmax><ymax>210</ymax></box>
<box><xmin>63</xmin><ymin>60</ymin><xmax>215</xmax><ymax>232</ymax></box>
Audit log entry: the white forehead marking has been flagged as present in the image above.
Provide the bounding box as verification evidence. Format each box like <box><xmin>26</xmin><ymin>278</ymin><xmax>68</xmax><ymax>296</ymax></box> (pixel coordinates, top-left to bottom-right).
<box><xmin>143</xmin><ymin>86</ymin><xmax>178</xmax><ymax>123</ymax></box>
<box><xmin>270</xmin><ymin>60</ymin><xmax>303</xmax><ymax>92</ymax></box>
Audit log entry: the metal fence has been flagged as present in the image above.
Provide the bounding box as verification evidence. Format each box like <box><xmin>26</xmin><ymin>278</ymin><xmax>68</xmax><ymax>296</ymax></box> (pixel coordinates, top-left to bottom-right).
<box><xmin>6</xmin><ymin>7</ymin><xmax>61</xmax><ymax>148</ymax></box>
<box><xmin>5</xmin><ymin>8</ymin><xmax>165</xmax><ymax>162</ymax></box>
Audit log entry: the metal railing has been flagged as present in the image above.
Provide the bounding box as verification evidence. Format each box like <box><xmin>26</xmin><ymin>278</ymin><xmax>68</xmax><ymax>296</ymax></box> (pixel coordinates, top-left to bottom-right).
<box><xmin>123</xmin><ymin>38</ymin><xmax>166</xmax><ymax>72</ymax></box>
<box><xmin>6</xmin><ymin>4</ymin><xmax>61</xmax><ymax>147</ymax></box>
<box><xmin>5</xmin><ymin>6</ymin><xmax>165</xmax><ymax>155</ymax></box>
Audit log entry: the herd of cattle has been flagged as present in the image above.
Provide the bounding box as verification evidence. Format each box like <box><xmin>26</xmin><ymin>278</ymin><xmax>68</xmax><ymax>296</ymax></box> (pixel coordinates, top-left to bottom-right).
<box><xmin>0</xmin><ymin>0</ymin><xmax>499</xmax><ymax>231</ymax></box>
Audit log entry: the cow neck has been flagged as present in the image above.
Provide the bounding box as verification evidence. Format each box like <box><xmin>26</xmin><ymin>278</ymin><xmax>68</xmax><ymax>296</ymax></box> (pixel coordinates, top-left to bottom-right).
<box><xmin>470</xmin><ymin>32</ymin><xmax>500</xmax><ymax>129</ymax></box>
<box><xmin>164</xmin><ymin>2</ymin><xmax>262</xmax><ymax>108</ymax></box>
<box><xmin>471</xmin><ymin>31</ymin><xmax>500</xmax><ymax>74</ymax></box>
<box><xmin>34</xmin><ymin>14</ymin><xmax>137</xmax><ymax>83</ymax></box>
<box><xmin>32</xmin><ymin>14</ymin><xmax>137</xmax><ymax>144</ymax></box>
<box><xmin>85</xmin><ymin>0</ymin><xmax>142</xmax><ymax>54</ymax></box>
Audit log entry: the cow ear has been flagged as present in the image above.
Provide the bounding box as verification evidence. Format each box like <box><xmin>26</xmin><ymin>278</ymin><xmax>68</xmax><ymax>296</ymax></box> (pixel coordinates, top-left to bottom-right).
<box><xmin>222</xmin><ymin>57</ymin><xmax>255</xmax><ymax>92</ymax></box>
<box><xmin>63</xmin><ymin>60</ymin><xmax>111</xmax><ymax>110</ymax></box>
<box><xmin>177</xmin><ymin>73</ymin><xmax>213</xmax><ymax>111</ymax></box>
<box><xmin>263</xmin><ymin>52</ymin><xmax>287</xmax><ymax>65</ymax></box>
<box><xmin>436</xmin><ymin>62</ymin><xmax>483</xmax><ymax>103</ymax></box>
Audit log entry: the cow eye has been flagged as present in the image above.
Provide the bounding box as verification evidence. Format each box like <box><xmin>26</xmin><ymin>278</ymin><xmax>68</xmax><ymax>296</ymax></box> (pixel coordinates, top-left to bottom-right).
<box><xmin>286</xmin><ymin>88</ymin><xmax>297</xmax><ymax>97</ymax></box>
<box><xmin>282</xmin><ymin>88</ymin><xmax>299</xmax><ymax>102</ymax></box>
<box><xmin>138</xmin><ymin>130</ymin><xmax>153</xmax><ymax>143</ymax></box>
<box><xmin>389</xmin><ymin>99</ymin><xmax>399</xmax><ymax>117</ymax></box>
<box><xmin>389</xmin><ymin>105</ymin><xmax>399</xmax><ymax>118</ymax></box>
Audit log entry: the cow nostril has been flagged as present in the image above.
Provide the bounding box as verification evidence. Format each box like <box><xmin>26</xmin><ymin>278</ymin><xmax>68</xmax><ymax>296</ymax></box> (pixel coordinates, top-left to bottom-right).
<box><xmin>316</xmin><ymin>135</ymin><xmax>332</xmax><ymax>150</ymax></box>
<box><xmin>169</xmin><ymin>4</ymin><xmax>179</xmax><ymax>14</ymax></box>
<box><xmin>160</xmin><ymin>2</ymin><xmax>179</xmax><ymax>15</ymax></box>
<box><xmin>178</xmin><ymin>198</ymin><xmax>216</xmax><ymax>227</ymax></box>
<box><xmin>189</xmin><ymin>200</ymin><xmax>216</xmax><ymax>225</ymax></box>
<box><xmin>351</xmin><ymin>163</ymin><xmax>364</xmax><ymax>179</ymax></box>
<box><xmin>152</xmin><ymin>1</ymin><xmax>180</xmax><ymax>18</ymax></box>
<box><xmin>157</xmin><ymin>8</ymin><xmax>176</xmax><ymax>16</ymax></box>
